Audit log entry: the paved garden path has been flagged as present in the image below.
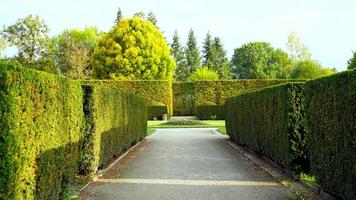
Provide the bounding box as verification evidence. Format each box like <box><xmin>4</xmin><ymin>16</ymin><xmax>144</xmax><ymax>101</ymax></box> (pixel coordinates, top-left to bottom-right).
<box><xmin>81</xmin><ymin>128</ymin><xmax>296</xmax><ymax>200</ymax></box>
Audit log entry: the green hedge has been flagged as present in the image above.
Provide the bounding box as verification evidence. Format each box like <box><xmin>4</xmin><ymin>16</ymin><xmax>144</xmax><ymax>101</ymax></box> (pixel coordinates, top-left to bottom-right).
<box><xmin>0</xmin><ymin>63</ymin><xmax>84</xmax><ymax>199</ymax></box>
<box><xmin>196</xmin><ymin>105</ymin><xmax>225</xmax><ymax>120</ymax></box>
<box><xmin>83</xmin><ymin>80</ymin><xmax>172</xmax><ymax>117</ymax></box>
<box><xmin>226</xmin><ymin>83</ymin><xmax>308</xmax><ymax>172</ymax></box>
<box><xmin>148</xmin><ymin>104</ymin><xmax>168</xmax><ymax>120</ymax></box>
<box><xmin>194</xmin><ymin>80</ymin><xmax>303</xmax><ymax>106</ymax></box>
<box><xmin>172</xmin><ymin>82</ymin><xmax>195</xmax><ymax>116</ymax></box>
<box><xmin>305</xmin><ymin>70</ymin><xmax>355</xmax><ymax>200</ymax></box>
<box><xmin>80</xmin><ymin>84</ymin><xmax>147</xmax><ymax>175</ymax></box>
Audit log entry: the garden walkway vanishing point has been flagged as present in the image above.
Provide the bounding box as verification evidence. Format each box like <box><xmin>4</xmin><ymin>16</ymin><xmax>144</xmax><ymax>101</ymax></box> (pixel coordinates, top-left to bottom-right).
<box><xmin>81</xmin><ymin>128</ymin><xmax>298</xmax><ymax>200</ymax></box>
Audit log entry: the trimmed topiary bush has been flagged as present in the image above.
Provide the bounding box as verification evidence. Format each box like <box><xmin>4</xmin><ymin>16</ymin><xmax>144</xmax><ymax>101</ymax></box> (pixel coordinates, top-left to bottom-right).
<box><xmin>305</xmin><ymin>70</ymin><xmax>355</xmax><ymax>200</ymax></box>
<box><xmin>80</xmin><ymin>84</ymin><xmax>147</xmax><ymax>175</ymax></box>
<box><xmin>225</xmin><ymin>83</ymin><xmax>308</xmax><ymax>172</ymax></box>
<box><xmin>148</xmin><ymin>102</ymin><xmax>168</xmax><ymax>120</ymax></box>
<box><xmin>0</xmin><ymin>63</ymin><xmax>84</xmax><ymax>199</ymax></box>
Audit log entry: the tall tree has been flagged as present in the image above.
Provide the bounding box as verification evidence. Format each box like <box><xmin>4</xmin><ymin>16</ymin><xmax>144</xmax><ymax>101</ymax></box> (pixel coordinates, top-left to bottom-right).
<box><xmin>286</xmin><ymin>32</ymin><xmax>311</xmax><ymax>62</ymax></box>
<box><xmin>202</xmin><ymin>32</ymin><xmax>214</xmax><ymax>68</ymax></box>
<box><xmin>211</xmin><ymin>37</ymin><xmax>231</xmax><ymax>79</ymax></box>
<box><xmin>231</xmin><ymin>42</ymin><xmax>291</xmax><ymax>79</ymax></box>
<box><xmin>92</xmin><ymin>17</ymin><xmax>175</xmax><ymax>80</ymax></box>
<box><xmin>347</xmin><ymin>51</ymin><xmax>356</xmax><ymax>70</ymax></box>
<box><xmin>185</xmin><ymin>29</ymin><xmax>201</xmax><ymax>73</ymax></box>
<box><xmin>52</xmin><ymin>27</ymin><xmax>101</xmax><ymax>79</ymax></box>
<box><xmin>171</xmin><ymin>31</ymin><xmax>188</xmax><ymax>81</ymax></box>
<box><xmin>115</xmin><ymin>7</ymin><xmax>123</xmax><ymax>24</ymax></box>
<box><xmin>1</xmin><ymin>14</ymin><xmax>49</xmax><ymax>67</ymax></box>
<box><xmin>147</xmin><ymin>11</ymin><xmax>157</xmax><ymax>26</ymax></box>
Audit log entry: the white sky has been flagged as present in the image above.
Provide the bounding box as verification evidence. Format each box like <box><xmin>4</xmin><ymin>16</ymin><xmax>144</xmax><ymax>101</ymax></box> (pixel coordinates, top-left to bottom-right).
<box><xmin>1</xmin><ymin>0</ymin><xmax>356</xmax><ymax>71</ymax></box>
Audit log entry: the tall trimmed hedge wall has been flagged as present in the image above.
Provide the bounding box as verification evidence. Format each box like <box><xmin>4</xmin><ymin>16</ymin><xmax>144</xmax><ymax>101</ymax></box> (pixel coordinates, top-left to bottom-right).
<box><xmin>173</xmin><ymin>80</ymin><xmax>302</xmax><ymax>116</ymax></box>
<box><xmin>84</xmin><ymin>80</ymin><xmax>173</xmax><ymax>117</ymax></box>
<box><xmin>0</xmin><ymin>63</ymin><xmax>84</xmax><ymax>199</ymax></box>
<box><xmin>226</xmin><ymin>83</ymin><xmax>308</xmax><ymax>172</ymax></box>
<box><xmin>80</xmin><ymin>84</ymin><xmax>147</xmax><ymax>175</ymax></box>
<box><xmin>173</xmin><ymin>82</ymin><xmax>195</xmax><ymax>116</ymax></box>
<box><xmin>305</xmin><ymin>70</ymin><xmax>355</xmax><ymax>200</ymax></box>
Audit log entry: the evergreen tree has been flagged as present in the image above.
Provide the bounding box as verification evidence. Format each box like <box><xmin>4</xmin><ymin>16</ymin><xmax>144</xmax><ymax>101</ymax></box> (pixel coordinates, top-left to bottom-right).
<box><xmin>185</xmin><ymin>29</ymin><xmax>201</xmax><ymax>73</ymax></box>
<box><xmin>211</xmin><ymin>37</ymin><xmax>231</xmax><ymax>79</ymax></box>
<box><xmin>147</xmin><ymin>11</ymin><xmax>157</xmax><ymax>26</ymax></box>
<box><xmin>171</xmin><ymin>31</ymin><xmax>188</xmax><ymax>81</ymax></box>
<box><xmin>347</xmin><ymin>51</ymin><xmax>356</xmax><ymax>70</ymax></box>
<box><xmin>202</xmin><ymin>32</ymin><xmax>214</xmax><ymax>68</ymax></box>
<box><xmin>115</xmin><ymin>7</ymin><xmax>123</xmax><ymax>24</ymax></box>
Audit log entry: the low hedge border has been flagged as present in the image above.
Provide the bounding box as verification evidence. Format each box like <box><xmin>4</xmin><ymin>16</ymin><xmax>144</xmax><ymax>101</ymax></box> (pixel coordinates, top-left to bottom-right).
<box><xmin>305</xmin><ymin>70</ymin><xmax>355</xmax><ymax>200</ymax></box>
<box><xmin>148</xmin><ymin>105</ymin><xmax>168</xmax><ymax>120</ymax></box>
<box><xmin>225</xmin><ymin>82</ymin><xmax>308</xmax><ymax>172</ymax></box>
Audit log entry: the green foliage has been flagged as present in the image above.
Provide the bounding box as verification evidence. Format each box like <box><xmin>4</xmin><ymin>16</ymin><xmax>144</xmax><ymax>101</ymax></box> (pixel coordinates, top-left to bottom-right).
<box><xmin>347</xmin><ymin>51</ymin><xmax>356</xmax><ymax>70</ymax></box>
<box><xmin>290</xmin><ymin>60</ymin><xmax>334</xmax><ymax>79</ymax></box>
<box><xmin>225</xmin><ymin>83</ymin><xmax>308</xmax><ymax>172</ymax></box>
<box><xmin>80</xmin><ymin>84</ymin><xmax>147</xmax><ymax>175</ymax></box>
<box><xmin>189</xmin><ymin>67</ymin><xmax>219</xmax><ymax>81</ymax></box>
<box><xmin>171</xmin><ymin>31</ymin><xmax>189</xmax><ymax>81</ymax></box>
<box><xmin>148</xmin><ymin>103</ymin><xmax>168</xmax><ymax>120</ymax></box>
<box><xmin>0</xmin><ymin>37</ymin><xmax>6</xmax><ymax>57</ymax></box>
<box><xmin>115</xmin><ymin>7</ymin><xmax>123</xmax><ymax>24</ymax></box>
<box><xmin>1</xmin><ymin>15</ymin><xmax>49</xmax><ymax>67</ymax></box>
<box><xmin>202</xmin><ymin>33</ymin><xmax>231</xmax><ymax>79</ymax></box>
<box><xmin>185</xmin><ymin>29</ymin><xmax>201</xmax><ymax>73</ymax></box>
<box><xmin>231</xmin><ymin>42</ymin><xmax>292</xmax><ymax>79</ymax></box>
<box><xmin>92</xmin><ymin>17</ymin><xmax>175</xmax><ymax>80</ymax></box>
<box><xmin>82</xmin><ymin>80</ymin><xmax>173</xmax><ymax>117</ymax></box>
<box><xmin>172</xmin><ymin>82</ymin><xmax>195</xmax><ymax>116</ymax></box>
<box><xmin>52</xmin><ymin>27</ymin><xmax>101</xmax><ymax>79</ymax></box>
<box><xmin>0</xmin><ymin>63</ymin><xmax>84</xmax><ymax>199</ymax></box>
<box><xmin>305</xmin><ymin>70</ymin><xmax>356</xmax><ymax>199</ymax></box>
<box><xmin>194</xmin><ymin>79</ymin><xmax>302</xmax><ymax>106</ymax></box>
<box><xmin>196</xmin><ymin>104</ymin><xmax>225</xmax><ymax>120</ymax></box>
<box><xmin>286</xmin><ymin>32</ymin><xmax>311</xmax><ymax>61</ymax></box>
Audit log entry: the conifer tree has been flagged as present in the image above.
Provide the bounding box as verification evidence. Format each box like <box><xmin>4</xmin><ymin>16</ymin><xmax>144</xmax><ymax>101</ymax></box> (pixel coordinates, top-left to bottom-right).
<box><xmin>171</xmin><ymin>31</ymin><xmax>188</xmax><ymax>81</ymax></box>
<box><xmin>185</xmin><ymin>29</ymin><xmax>201</xmax><ymax>73</ymax></box>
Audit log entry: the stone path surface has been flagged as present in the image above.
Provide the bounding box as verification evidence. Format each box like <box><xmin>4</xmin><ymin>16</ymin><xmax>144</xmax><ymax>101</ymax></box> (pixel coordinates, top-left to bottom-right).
<box><xmin>81</xmin><ymin>128</ymin><xmax>296</xmax><ymax>200</ymax></box>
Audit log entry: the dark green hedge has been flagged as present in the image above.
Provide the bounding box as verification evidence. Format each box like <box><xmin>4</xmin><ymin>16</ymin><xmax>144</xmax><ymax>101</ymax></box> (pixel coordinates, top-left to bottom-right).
<box><xmin>172</xmin><ymin>82</ymin><xmax>195</xmax><ymax>116</ymax></box>
<box><xmin>83</xmin><ymin>80</ymin><xmax>172</xmax><ymax>117</ymax></box>
<box><xmin>196</xmin><ymin>105</ymin><xmax>225</xmax><ymax>120</ymax></box>
<box><xmin>80</xmin><ymin>84</ymin><xmax>147</xmax><ymax>175</ymax></box>
<box><xmin>148</xmin><ymin>105</ymin><xmax>168</xmax><ymax>120</ymax></box>
<box><xmin>0</xmin><ymin>63</ymin><xmax>84</xmax><ymax>199</ymax></box>
<box><xmin>226</xmin><ymin>83</ymin><xmax>308</xmax><ymax>172</ymax></box>
<box><xmin>305</xmin><ymin>70</ymin><xmax>355</xmax><ymax>200</ymax></box>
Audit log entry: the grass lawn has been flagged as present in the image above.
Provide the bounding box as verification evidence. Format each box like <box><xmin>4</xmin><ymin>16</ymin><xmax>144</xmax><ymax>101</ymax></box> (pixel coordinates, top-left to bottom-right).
<box><xmin>147</xmin><ymin>120</ymin><xmax>226</xmax><ymax>135</ymax></box>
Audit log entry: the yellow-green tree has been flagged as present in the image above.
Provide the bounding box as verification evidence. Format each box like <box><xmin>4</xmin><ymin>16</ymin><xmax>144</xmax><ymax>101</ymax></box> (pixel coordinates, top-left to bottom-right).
<box><xmin>92</xmin><ymin>17</ymin><xmax>175</xmax><ymax>80</ymax></box>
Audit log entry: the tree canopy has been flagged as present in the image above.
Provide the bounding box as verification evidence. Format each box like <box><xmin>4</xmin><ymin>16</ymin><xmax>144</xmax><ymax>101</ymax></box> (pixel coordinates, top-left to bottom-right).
<box><xmin>91</xmin><ymin>17</ymin><xmax>175</xmax><ymax>80</ymax></box>
<box><xmin>290</xmin><ymin>60</ymin><xmax>334</xmax><ymax>79</ymax></box>
<box><xmin>189</xmin><ymin>67</ymin><xmax>219</xmax><ymax>81</ymax></box>
<box><xmin>185</xmin><ymin>29</ymin><xmax>201</xmax><ymax>73</ymax></box>
<box><xmin>1</xmin><ymin>14</ymin><xmax>49</xmax><ymax>67</ymax></box>
<box><xmin>231</xmin><ymin>42</ymin><xmax>291</xmax><ymax>79</ymax></box>
<box><xmin>347</xmin><ymin>51</ymin><xmax>356</xmax><ymax>70</ymax></box>
<box><xmin>52</xmin><ymin>27</ymin><xmax>101</xmax><ymax>79</ymax></box>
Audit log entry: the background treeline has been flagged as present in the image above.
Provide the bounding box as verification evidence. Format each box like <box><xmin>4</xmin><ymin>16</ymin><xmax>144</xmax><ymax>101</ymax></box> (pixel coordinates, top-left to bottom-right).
<box><xmin>0</xmin><ymin>9</ymin><xmax>355</xmax><ymax>82</ymax></box>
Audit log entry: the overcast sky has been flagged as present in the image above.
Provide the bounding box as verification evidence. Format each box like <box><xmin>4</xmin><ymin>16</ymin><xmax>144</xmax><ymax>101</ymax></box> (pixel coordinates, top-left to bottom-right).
<box><xmin>1</xmin><ymin>0</ymin><xmax>355</xmax><ymax>71</ymax></box>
